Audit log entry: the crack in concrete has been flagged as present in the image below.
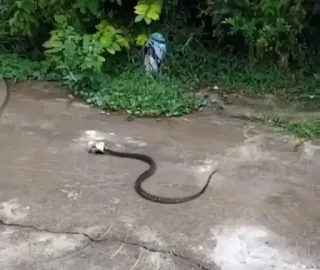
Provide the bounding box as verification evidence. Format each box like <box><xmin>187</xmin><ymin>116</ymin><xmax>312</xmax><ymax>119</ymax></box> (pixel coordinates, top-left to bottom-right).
<box><xmin>0</xmin><ymin>219</ymin><xmax>211</xmax><ymax>270</ymax></box>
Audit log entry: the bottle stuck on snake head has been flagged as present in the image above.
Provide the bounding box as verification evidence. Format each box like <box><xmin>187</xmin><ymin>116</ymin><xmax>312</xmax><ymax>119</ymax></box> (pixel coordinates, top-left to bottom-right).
<box><xmin>87</xmin><ymin>141</ymin><xmax>218</xmax><ymax>204</ymax></box>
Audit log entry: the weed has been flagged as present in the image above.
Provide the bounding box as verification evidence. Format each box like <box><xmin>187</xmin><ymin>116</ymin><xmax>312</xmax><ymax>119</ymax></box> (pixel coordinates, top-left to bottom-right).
<box><xmin>87</xmin><ymin>68</ymin><xmax>201</xmax><ymax>117</ymax></box>
<box><xmin>0</xmin><ymin>52</ymin><xmax>202</xmax><ymax>117</ymax></box>
<box><xmin>269</xmin><ymin>117</ymin><xmax>320</xmax><ymax>139</ymax></box>
<box><xmin>282</xmin><ymin>121</ymin><xmax>320</xmax><ymax>140</ymax></box>
<box><xmin>166</xmin><ymin>48</ymin><xmax>319</xmax><ymax>107</ymax></box>
<box><xmin>0</xmin><ymin>54</ymin><xmax>44</xmax><ymax>81</ymax></box>
<box><xmin>0</xmin><ymin>49</ymin><xmax>319</xmax><ymax>139</ymax></box>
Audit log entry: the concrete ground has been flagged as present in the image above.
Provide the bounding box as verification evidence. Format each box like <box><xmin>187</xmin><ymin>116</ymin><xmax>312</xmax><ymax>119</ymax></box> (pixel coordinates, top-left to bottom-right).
<box><xmin>0</xmin><ymin>81</ymin><xmax>319</xmax><ymax>270</ymax></box>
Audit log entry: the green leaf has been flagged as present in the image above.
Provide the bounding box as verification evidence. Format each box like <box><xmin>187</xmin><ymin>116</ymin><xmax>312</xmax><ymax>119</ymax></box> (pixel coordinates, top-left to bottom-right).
<box><xmin>21</xmin><ymin>0</ymin><xmax>36</xmax><ymax>12</ymax></box>
<box><xmin>147</xmin><ymin>11</ymin><xmax>159</xmax><ymax>20</ymax></box>
<box><xmin>97</xmin><ymin>55</ymin><xmax>105</xmax><ymax>63</ymax></box>
<box><xmin>38</xmin><ymin>0</ymin><xmax>47</xmax><ymax>9</ymax></box>
<box><xmin>105</xmin><ymin>25</ymin><xmax>117</xmax><ymax>33</ymax></box>
<box><xmin>88</xmin><ymin>0</ymin><xmax>99</xmax><ymax>14</ymax></box>
<box><xmin>45</xmin><ymin>47</ymin><xmax>63</xmax><ymax>53</ymax></box>
<box><xmin>43</xmin><ymin>40</ymin><xmax>63</xmax><ymax>48</ymax></box>
<box><xmin>106</xmin><ymin>47</ymin><xmax>116</xmax><ymax>54</ymax></box>
<box><xmin>112</xmin><ymin>43</ymin><xmax>121</xmax><ymax>52</ymax></box>
<box><xmin>144</xmin><ymin>17</ymin><xmax>152</xmax><ymax>24</ymax></box>
<box><xmin>100</xmin><ymin>35</ymin><xmax>113</xmax><ymax>47</ymax></box>
<box><xmin>16</xmin><ymin>1</ymin><xmax>22</xmax><ymax>8</ymax></box>
<box><xmin>54</xmin><ymin>14</ymin><xmax>67</xmax><ymax>25</ymax></box>
<box><xmin>117</xmin><ymin>36</ymin><xmax>130</xmax><ymax>48</ymax></box>
<box><xmin>83</xmin><ymin>34</ymin><xmax>91</xmax><ymax>49</ymax></box>
<box><xmin>134</xmin><ymin>15</ymin><xmax>144</xmax><ymax>23</ymax></box>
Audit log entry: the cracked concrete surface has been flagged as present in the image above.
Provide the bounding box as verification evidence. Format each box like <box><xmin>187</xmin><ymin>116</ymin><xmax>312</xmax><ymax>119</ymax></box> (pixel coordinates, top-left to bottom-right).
<box><xmin>0</xmin><ymin>81</ymin><xmax>319</xmax><ymax>270</ymax></box>
<box><xmin>0</xmin><ymin>220</ymin><xmax>200</xmax><ymax>270</ymax></box>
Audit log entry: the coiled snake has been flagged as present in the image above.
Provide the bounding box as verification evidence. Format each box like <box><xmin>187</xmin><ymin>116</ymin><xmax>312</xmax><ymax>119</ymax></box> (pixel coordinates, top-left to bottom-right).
<box><xmin>89</xmin><ymin>144</ymin><xmax>217</xmax><ymax>204</ymax></box>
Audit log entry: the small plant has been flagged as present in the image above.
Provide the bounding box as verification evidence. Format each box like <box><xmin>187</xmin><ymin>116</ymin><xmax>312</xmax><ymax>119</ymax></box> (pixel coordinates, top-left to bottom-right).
<box><xmin>0</xmin><ymin>0</ymin><xmax>319</xmax><ymax>140</ymax></box>
<box><xmin>271</xmin><ymin>119</ymin><xmax>320</xmax><ymax>140</ymax></box>
<box><xmin>42</xmin><ymin>14</ymin><xmax>132</xmax><ymax>95</ymax></box>
<box><xmin>134</xmin><ymin>0</ymin><xmax>163</xmax><ymax>24</ymax></box>
<box><xmin>206</xmin><ymin>0</ymin><xmax>307</xmax><ymax>66</ymax></box>
<box><xmin>0</xmin><ymin>53</ymin><xmax>44</xmax><ymax>81</ymax></box>
<box><xmin>87</xmin><ymin>68</ymin><xmax>202</xmax><ymax>117</ymax></box>
<box><xmin>284</xmin><ymin>121</ymin><xmax>320</xmax><ymax>139</ymax></box>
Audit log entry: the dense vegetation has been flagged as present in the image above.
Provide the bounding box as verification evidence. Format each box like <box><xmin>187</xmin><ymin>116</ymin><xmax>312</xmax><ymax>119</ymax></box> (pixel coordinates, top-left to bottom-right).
<box><xmin>0</xmin><ymin>0</ymin><xmax>319</xmax><ymax>138</ymax></box>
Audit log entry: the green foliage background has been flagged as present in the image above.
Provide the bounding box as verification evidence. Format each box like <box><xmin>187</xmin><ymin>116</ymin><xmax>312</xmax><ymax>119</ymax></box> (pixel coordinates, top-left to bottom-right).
<box><xmin>0</xmin><ymin>0</ymin><xmax>319</xmax><ymax>137</ymax></box>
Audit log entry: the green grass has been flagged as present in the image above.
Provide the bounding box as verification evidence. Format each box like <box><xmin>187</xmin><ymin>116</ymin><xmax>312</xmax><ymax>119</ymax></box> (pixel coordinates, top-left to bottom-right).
<box><xmin>166</xmin><ymin>49</ymin><xmax>319</xmax><ymax>108</ymax></box>
<box><xmin>271</xmin><ymin>119</ymin><xmax>320</xmax><ymax>140</ymax></box>
<box><xmin>0</xmin><ymin>53</ymin><xmax>202</xmax><ymax>117</ymax></box>
<box><xmin>0</xmin><ymin>51</ymin><xmax>319</xmax><ymax>139</ymax></box>
<box><xmin>284</xmin><ymin>121</ymin><xmax>320</xmax><ymax>139</ymax></box>
<box><xmin>0</xmin><ymin>53</ymin><xmax>44</xmax><ymax>81</ymax></box>
<box><xmin>87</xmin><ymin>69</ymin><xmax>201</xmax><ymax>117</ymax></box>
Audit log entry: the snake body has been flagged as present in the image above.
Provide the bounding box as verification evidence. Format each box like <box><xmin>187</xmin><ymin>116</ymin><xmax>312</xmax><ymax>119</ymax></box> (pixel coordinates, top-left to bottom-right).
<box><xmin>1</xmin><ymin>78</ymin><xmax>216</xmax><ymax>204</ymax></box>
<box><xmin>0</xmin><ymin>76</ymin><xmax>10</xmax><ymax>119</ymax></box>
<box><xmin>90</xmin><ymin>146</ymin><xmax>217</xmax><ymax>204</ymax></box>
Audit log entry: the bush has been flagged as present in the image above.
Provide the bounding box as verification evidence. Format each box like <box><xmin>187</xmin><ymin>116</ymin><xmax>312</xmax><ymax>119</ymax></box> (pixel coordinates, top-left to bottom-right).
<box><xmin>205</xmin><ymin>0</ymin><xmax>307</xmax><ymax>67</ymax></box>
<box><xmin>1</xmin><ymin>0</ymin><xmax>317</xmax><ymax>67</ymax></box>
<box><xmin>0</xmin><ymin>0</ymin><xmax>319</xmax><ymax>116</ymax></box>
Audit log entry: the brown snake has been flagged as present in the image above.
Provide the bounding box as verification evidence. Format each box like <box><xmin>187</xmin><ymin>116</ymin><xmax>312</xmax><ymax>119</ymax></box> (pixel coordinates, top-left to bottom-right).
<box><xmin>89</xmin><ymin>145</ymin><xmax>218</xmax><ymax>204</ymax></box>
<box><xmin>1</xmin><ymin>78</ymin><xmax>217</xmax><ymax>203</ymax></box>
